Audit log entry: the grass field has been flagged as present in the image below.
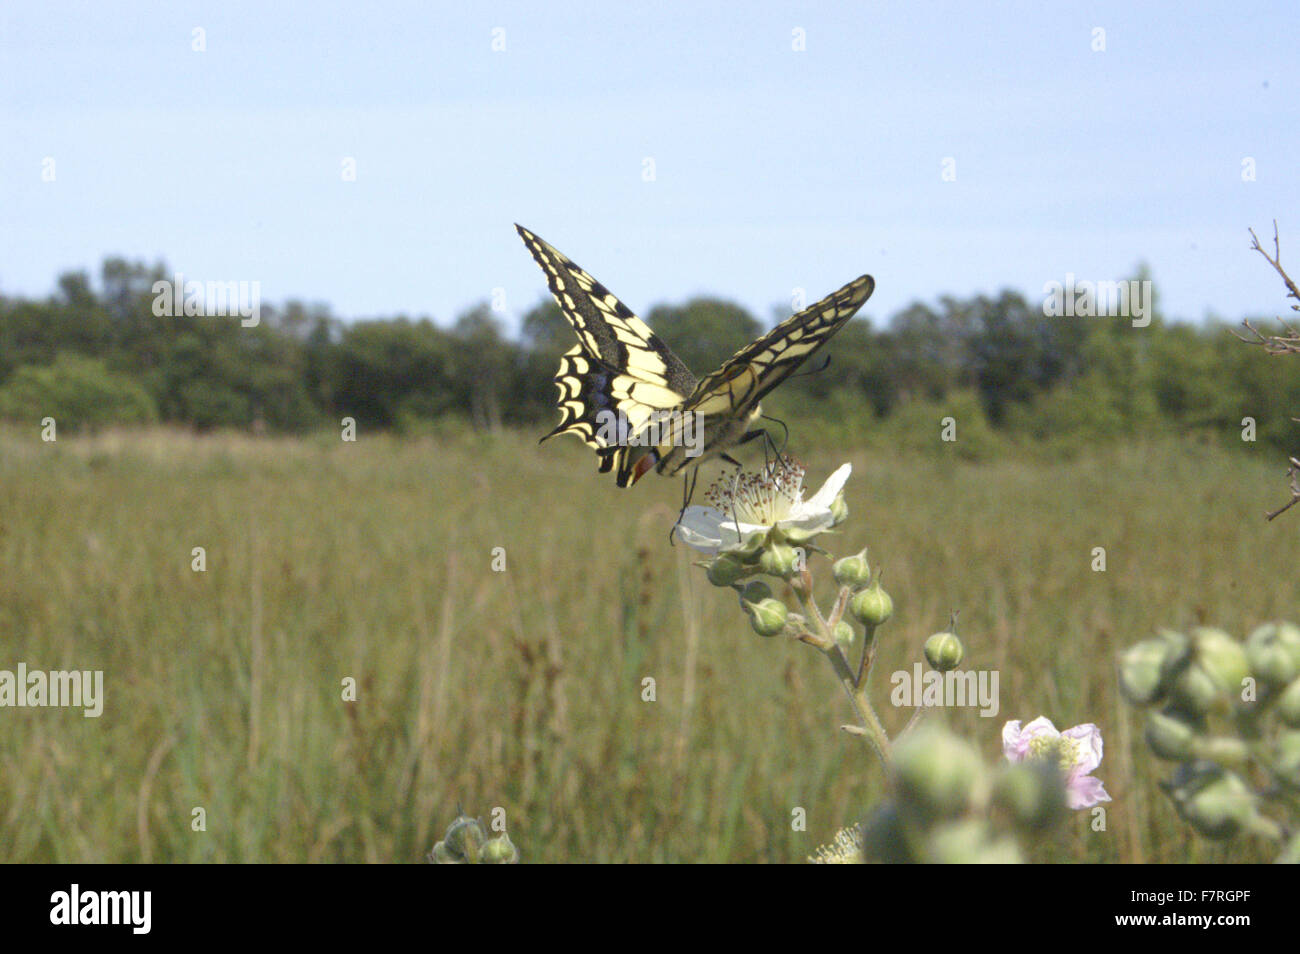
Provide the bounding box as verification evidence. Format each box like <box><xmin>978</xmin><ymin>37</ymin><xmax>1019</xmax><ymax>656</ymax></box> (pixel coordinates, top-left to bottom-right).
<box><xmin>1</xmin><ymin>426</ymin><xmax>1296</xmax><ymax>862</ymax></box>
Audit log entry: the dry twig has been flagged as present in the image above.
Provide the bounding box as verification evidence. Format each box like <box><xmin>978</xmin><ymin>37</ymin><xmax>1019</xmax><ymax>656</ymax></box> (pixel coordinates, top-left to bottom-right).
<box><xmin>1236</xmin><ymin>221</ymin><xmax>1300</xmax><ymax>354</ymax></box>
<box><xmin>1241</xmin><ymin>222</ymin><xmax>1300</xmax><ymax>519</ymax></box>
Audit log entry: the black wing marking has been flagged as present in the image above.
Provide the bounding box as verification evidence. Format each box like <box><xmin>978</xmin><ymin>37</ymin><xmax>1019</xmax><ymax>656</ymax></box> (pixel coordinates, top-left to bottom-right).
<box><xmin>517</xmin><ymin>224</ymin><xmax>698</xmax><ymax>485</ymax></box>
<box><xmin>682</xmin><ymin>274</ymin><xmax>875</xmax><ymax>419</ymax></box>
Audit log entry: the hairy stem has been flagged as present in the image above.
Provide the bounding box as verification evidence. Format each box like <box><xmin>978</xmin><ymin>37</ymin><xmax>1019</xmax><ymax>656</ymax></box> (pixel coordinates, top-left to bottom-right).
<box><xmin>791</xmin><ymin>566</ymin><xmax>891</xmax><ymax>769</ymax></box>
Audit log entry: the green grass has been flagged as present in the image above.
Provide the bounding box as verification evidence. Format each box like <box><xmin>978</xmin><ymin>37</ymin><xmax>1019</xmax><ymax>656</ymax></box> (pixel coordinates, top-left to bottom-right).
<box><xmin>1</xmin><ymin>426</ymin><xmax>1295</xmax><ymax>862</ymax></box>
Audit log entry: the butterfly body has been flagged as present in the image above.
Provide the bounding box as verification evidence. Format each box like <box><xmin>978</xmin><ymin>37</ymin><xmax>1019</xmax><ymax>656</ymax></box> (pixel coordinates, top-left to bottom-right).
<box><xmin>517</xmin><ymin>224</ymin><xmax>873</xmax><ymax>486</ymax></box>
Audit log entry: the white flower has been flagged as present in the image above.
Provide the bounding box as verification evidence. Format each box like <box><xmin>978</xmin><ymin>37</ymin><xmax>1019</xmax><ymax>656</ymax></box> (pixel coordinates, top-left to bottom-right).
<box><xmin>674</xmin><ymin>460</ymin><xmax>852</xmax><ymax>554</ymax></box>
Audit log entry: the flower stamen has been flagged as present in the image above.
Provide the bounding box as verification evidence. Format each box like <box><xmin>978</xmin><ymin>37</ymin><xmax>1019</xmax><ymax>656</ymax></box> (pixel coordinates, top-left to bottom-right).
<box><xmin>703</xmin><ymin>458</ymin><xmax>807</xmax><ymax>527</ymax></box>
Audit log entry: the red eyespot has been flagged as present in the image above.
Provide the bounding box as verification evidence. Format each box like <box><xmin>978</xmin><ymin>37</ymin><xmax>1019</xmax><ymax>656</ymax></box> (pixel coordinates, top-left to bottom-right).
<box><xmin>631</xmin><ymin>452</ymin><xmax>659</xmax><ymax>484</ymax></box>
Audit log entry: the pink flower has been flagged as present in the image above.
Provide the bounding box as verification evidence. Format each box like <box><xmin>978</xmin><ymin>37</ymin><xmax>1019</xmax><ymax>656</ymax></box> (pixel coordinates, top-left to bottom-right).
<box><xmin>1002</xmin><ymin>716</ymin><xmax>1111</xmax><ymax>810</ymax></box>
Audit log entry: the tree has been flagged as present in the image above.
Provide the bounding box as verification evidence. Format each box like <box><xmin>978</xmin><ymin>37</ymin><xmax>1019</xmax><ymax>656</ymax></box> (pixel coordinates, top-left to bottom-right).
<box><xmin>0</xmin><ymin>353</ymin><xmax>156</xmax><ymax>431</ymax></box>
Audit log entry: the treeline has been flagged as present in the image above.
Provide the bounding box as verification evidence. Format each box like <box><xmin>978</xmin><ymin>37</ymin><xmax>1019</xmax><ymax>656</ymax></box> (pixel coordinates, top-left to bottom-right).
<box><xmin>1</xmin><ymin>257</ymin><xmax>1298</xmax><ymax>455</ymax></box>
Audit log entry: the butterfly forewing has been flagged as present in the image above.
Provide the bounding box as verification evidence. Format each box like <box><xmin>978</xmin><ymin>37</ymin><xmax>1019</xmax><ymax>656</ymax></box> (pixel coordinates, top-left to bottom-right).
<box><xmin>518</xmin><ymin>225</ymin><xmax>697</xmax><ymax>484</ymax></box>
<box><xmin>515</xmin><ymin>225</ymin><xmax>696</xmax><ymax>395</ymax></box>
<box><xmin>685</xmin><ymin>273</ymin><xmax>875</xmax><ymax>413</ymax></box>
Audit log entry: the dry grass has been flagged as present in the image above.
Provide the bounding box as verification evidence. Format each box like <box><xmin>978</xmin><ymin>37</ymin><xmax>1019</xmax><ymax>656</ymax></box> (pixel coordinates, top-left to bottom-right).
<box><xmin>0</xmin><ymin>426</ymin><xmax>1293</xmax><ymax>862</ymax></box>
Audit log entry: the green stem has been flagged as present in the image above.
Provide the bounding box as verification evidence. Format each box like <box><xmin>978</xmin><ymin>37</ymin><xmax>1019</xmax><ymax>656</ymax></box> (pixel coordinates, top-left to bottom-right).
<box><xmin>791</xmin><ymin>568</ymin><xmax>891</xmax><ymax>769</ymax></box>
<box><xmin>825</xmin><ymin>645</ymin><xmax>892</xmax><ymax>769</ymax></box>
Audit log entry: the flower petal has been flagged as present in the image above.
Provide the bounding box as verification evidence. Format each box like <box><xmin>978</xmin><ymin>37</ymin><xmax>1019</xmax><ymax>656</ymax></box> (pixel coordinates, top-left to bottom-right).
<box><xmin>674</xmin><ymin>507</ymin><xmax>727</xmax><ymax>553</ymax></box>
<box><xmin>1062</xmin><ymin>723</ymin><xmax>1104</xmax><ymax>774</ymax></box>
<box><xmin>1066</xmin><ymin>774</ymin><xmax>1111</xmax><ymax>810</ymax></box>
<box><xmin>777</xmin><ymin>509</ymin><xmax>836</xmax><ymax>537</ymax></box>
<box><xmin>1021</xmin><ymin>716</ymin><xmax>1060</xmax><ymax>739</ymax></box>
<box><xmin>1001</xmin><ymin>720</ymin><xmax>1026</xmax><ymax>760</ymax></box>
<box><xmin>795</xmin><ymin>463</ymin><xmax>852</xmax><ymax>516</ymax></box>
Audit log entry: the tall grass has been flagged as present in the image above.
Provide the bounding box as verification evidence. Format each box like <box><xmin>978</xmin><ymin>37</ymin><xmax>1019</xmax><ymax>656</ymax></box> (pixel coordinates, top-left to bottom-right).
<box><xmin>0</xmin><ymin>427</ymin><xmax>1293</xmax><ymax>862</ymax></box>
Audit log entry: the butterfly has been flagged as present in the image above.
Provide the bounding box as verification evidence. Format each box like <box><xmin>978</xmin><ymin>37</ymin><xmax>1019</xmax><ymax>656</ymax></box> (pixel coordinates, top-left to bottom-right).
<box><xmin>517</xmin><ymin>224</ymin><xmax>874</xmax><ymax>490</ymax></box>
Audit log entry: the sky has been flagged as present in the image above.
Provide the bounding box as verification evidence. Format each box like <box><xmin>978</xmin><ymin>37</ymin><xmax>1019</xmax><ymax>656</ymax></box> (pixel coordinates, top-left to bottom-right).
<box><xmin>2</xmin><ymin>1</ymin><xmax>1299</xmax><ymax>332</ymax></box>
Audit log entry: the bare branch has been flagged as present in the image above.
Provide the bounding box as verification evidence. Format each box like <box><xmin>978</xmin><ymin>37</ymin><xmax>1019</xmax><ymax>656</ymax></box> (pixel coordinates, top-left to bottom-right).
<box><xmin>1235</xmin><ymin>317</ymin><xmax>1300</xmax><ymax>354</ymax></box>
<box><xmin>1249</xmin><ymin>220</ymin><xmax>1300</xmax><ymax>311</ymax></box>
<box><xmin>1243</xmin><ymin>224</ymin><xmax>1300</xmax><ymax>520</ymax></box>
<box><xmin>1264</xmin><ymin>458</ymin><xmax>1300</xmax><ymax>521</ymax></box>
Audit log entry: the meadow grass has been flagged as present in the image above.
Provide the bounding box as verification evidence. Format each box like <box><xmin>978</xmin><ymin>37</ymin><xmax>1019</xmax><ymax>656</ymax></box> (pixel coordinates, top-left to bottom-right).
<box><xmin>0</xmin><ymin>426</ymin><xmax>1295</xmax><ymax>862</ymax></box>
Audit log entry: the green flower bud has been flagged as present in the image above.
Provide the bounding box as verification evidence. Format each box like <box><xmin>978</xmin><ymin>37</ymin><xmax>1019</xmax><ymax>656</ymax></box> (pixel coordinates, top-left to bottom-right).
<box><xmin>1194</xmin><ymin>736</ymin><xmax>1251</xmax><ymax>768</ymax></box>
<box><xmin>738</xmin><ymin>580</ymin><xmax>772</xmax><ymax>606</ymax></box>
<box><xmin>1193</xmin><ymin>627</ymin><xmax>1250</xmax><ymax>696</ymax></box>
<box><xmin>893</xmin><ymin>727</ymin><xmax>982</xmax><ymax>822</ymax></box>
<box><xmin>1276</xmin><ymin>678</ymin><xmax>1300</xmax><ymax>729</ymax></box>
<box><xmin>829</xmin><ymin>492</ymin><xmax>849</xmax><ymax>526</ymax></box>
<box><xmin>993</xmin><ymin>761</ymin><xmax>1067</xmax><ymax>832</ymax></box>
<box><xmin>443</xmin><ymin>814</ymin><xmax>486</xmax><ymax>862</ymax></box>
<box><xmin>1145</xmin><ymin>708</ymin><xmax>1199</xmax><ymax>761</ymax></box>
<box><xmin>1168</xmin><ymin>664</ymin><xmax>1221</xmax><ymax>717</ymax></box>
<box><xmin>480</xmin><ymin>832</ymin><xmax>520</xmax><ymax>864</ymax></box>
<box><xmin>758</xmin><ymin>542</ymin><xmax>799</xmax><ymax>580</ymax></box>
<box><xmin>706</xmin><ymin>553</ymin><xmax>746</xmax><ymax>587</ymax></box>
<box><xmin>1280</xmin><ymin>832</ymin><xmax>1300</xmax><ymax>865</ymax></box>
<box><xmin>832</xmin><ymin>549</ymin><xmax>871</xmax><ymax>588</ymax></box>
<box><xmin>1250</xmin><ymin>621</ymin><xmax>1300</xmax><ymax>666</ymax></box>
<box><xmin>1118</xmin><ymin>632</ymin><xmax>1189</xmax><ymax>706</ymax></box>
<box><xmin>1246</xmin><ymin>622</ymin><xmax>1300</xmax><ymax>687</ymax></box>
<box><xmin>833</xmin><ymin>620</ymin><xmax>855</xmax><ymax>647</ymax></box>
<box><xmin>428</xmin><ymin>840</ymin><xmax>463</xmax><ymax>864</ymax></box>
<box><xmin>924</xmin><ymin>632</ymin><xmax>964</xmax><ymax>672</ymax></box>
<box><xmin>1273</xmin><ymin>731</ymin><xmax>1300</xmax><ymax>791</ymax></box>
<box><xmin>1161</xmin><ymin>762</ymin><xmax>1258</xmax><ymax>840</ymax></box>
<box><xmin>928</xmin><ymin>820</ymin><xmax>1023</xmax><ymax>864</ymax></box>
<box><xmin>859</xmin><ymin>804</ymin><xmax>916</xmax><ymax>864</ymax></box>
<box><xmin>849</xmin><ymin>580</ymin><xmax>893</xmax><ymax>627</ymax></box>
<box><xmin>744</xmin><ymin>597</ymin><xmax>789</xmax><ymax>637</ymax></box>
<box><xmin>1278</xmin><ymin>622</ymin><xmax>1300</xmax><ymax>657</ymax></box>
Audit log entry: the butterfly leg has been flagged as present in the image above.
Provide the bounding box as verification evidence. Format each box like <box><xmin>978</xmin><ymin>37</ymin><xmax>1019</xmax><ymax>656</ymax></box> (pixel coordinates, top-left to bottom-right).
<box><xmin>669</xmin><ymin>467</ymin><xmax>701</xmax><ymax>546</ymax></box>
<box><xmin>756</xmin><ymin>415</ymin><xmax>794</xmax><ymax>470</ymax></box>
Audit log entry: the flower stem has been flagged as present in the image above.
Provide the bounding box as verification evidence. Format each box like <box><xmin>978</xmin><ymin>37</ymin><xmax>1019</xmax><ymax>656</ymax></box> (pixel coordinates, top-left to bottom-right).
<box><xmin>824</xmin><ymin>644</ymin><xmax>892</xmax><ymax>769</ymax></box>
<box><xmin>791</xmin><ymin>568</ymin><xmax>891</xmax><ymax>769</ymax></box>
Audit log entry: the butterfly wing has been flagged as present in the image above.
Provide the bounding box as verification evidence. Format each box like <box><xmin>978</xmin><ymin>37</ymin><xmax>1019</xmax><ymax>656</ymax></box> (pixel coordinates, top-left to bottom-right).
<box><xmin>517</xmin><ymin>225</ymin><xmax>698</xmax><ymax>485</ymax></box>
<box><xmin>638</xmin><ymin>273</ymin><xmax>874</xmax><ymax>480</ymax></box>
<box><xmin>683</xmin><ymin>274</ymin><xmax>875</xmax><ymax>421</ymax></box>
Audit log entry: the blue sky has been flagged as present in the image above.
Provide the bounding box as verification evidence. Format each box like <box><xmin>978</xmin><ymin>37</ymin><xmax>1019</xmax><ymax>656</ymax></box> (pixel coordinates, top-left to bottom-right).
<box><xmin>2</xmin><ymin>1</ymin><xmax>1298</xmax><ymax>331</ymax></box>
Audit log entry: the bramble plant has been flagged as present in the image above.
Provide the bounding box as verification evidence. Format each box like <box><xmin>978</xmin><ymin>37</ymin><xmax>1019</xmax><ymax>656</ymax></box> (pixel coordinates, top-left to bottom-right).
<box><xmin>1119</xmin><ymin>623</ymin><xmax>1300</xmax><ymax>861</ymax></box>
<box><xmin>427</xmin><ymin>810</ymin><xmax>519</xmax><ymax>864</ymax></box>
<box><xmin>428</xmin><ymin>455</ymin><xmax>1111</xmax><ymax>863</ymax></box>
<box><xmin>1106</xmin><ymin>226</ymin><xmax>1300</xmax><ymax>863</ymax></box>
<box><xmin>674</xmin><ymin>456</ymin><xmax>1108</xmax><ymax>863</ymax></box>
